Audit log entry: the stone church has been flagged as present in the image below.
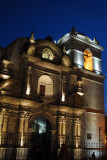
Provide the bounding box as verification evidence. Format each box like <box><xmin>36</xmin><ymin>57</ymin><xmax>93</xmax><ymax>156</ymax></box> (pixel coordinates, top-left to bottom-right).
<box><xmin>0</xmin><ymin>27</ymin><xmax>105</xmax><ymax>159</ymax></box>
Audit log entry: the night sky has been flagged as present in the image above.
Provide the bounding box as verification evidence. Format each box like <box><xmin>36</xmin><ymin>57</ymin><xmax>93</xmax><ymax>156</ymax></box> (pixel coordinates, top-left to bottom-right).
<box><xmin>0</xmin><ymin>0</ymin><xmax>107</xmax><ymax>114</ymax></box>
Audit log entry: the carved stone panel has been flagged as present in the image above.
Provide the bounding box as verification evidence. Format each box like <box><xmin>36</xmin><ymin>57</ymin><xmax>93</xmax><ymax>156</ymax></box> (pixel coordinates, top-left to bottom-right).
<box><xmin>7</xmin><ymin>118</ymin><xmax>16</xmax><ymax>133</ymax></box>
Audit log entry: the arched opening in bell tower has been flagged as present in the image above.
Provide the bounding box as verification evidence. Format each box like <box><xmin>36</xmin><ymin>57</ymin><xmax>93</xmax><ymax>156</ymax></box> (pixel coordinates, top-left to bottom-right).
<box><xmin>30</xmin><ymin>117</ymin><xmax>52</xmax><ymax>160</ymax></box>
<box><xmin>84</xmin><ymin>49</ymin><xmax>93</xmax><ymax>71</ymax></box>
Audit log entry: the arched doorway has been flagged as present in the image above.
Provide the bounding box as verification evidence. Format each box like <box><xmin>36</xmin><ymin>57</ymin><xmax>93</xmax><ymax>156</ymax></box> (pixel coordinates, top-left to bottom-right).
<box><xmin>31</xmin><ymin>117</ymin><xmax>52</xmax><ymax>160</ymax></box>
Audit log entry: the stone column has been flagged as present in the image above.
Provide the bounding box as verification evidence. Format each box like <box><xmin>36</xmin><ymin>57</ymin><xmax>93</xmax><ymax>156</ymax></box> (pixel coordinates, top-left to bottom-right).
<box><xmin>58</xmin><ymin>116</ymin><xmax>66</xmax><ymax>146</ymax></box>
<box><xmin>61</xmin><ymin>76</ymin><xmax>67</xmax><ymax>102</ymax></box>
<box><xmin>18</xmin><ymin>117</ymin><xmax>24</xmax><ymax>133</ymax></box>
<box><xmin>18</xmin><ymin>112</ymin><xmax>30</xmax><ymax>146</ymax></box>
<box><xmin>26</xmin><ymin>66</ymin><xmax>32</xmax><ymax>95</ymax></box>
<box><xmin>58</xmin><ymin>117</ymin><xmax>62</xmax><ymax>136</ymax></box>
<box><xmin>0</xmin><ymin>109</ymin><xmax>6</xmax><ymax>145</ymax></box>
<box><xmin>0</xmin><ymin>115</ymin><xmax>3</xmax><ymax>145</ymax></box>
<box><xmin>2</xmin><ymin>116</ymin><xmax>8</xmax><ymax>133</ymax></box>
<box><xmin>74</xmin><ymin>121</ymin><xmax>77</xmax><ymax>137</ymax></box>
<box><xmin>62</xmin><ymin>117</ymin><xmax>66</xmax><ymax>136</ymax></box>
<box><xmin>18</xmin><ymin>116</ymin><xmax>24</xmax><ymax>146</ymax></box>
<box><xmin>58</xmin><ymin>117</ymin><xmax>62</xmax><ymax>147</ymax></box>
<box><xmin>77</xmin><ymin>123</ymin><xmax>81</xmax><ymax>137</ymax></box>
<box><xmin>24</xmin><ymin>118</ymin><xmax>29</xmax><ymax>134</ymax></box>
<box><xmin>74</xmin><ymin>119</ymin><xmax>81</xmax><ymax>148</ymax></box>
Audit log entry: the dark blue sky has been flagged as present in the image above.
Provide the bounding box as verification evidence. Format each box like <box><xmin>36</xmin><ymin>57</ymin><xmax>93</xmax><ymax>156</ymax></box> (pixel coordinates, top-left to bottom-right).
<box><xmin>0</xmin><ymin>0</ymin><xmax>107</xmax><ymax>114</ymax></box>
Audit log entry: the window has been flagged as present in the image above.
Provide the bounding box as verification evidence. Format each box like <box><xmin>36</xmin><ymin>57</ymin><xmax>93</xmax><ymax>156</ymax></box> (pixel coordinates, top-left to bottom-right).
<box><xmin>37</xmin><ymin>75</ymin><xmax>53</xmax><ymax>97</ymax></box>
<box><xmin>39</xmin><ymin>85</ymin><xmax>45</xmax><ymax>96</ymax></box>
<box><xmin>84</xmin><ymin>49</ymin><xmax>93</xmax><ymax>71</ymax></box>
<box><xmin>42</xmin><ymin>48</ymin><xmax>54</xmax><ymax>60</ymax></box>
<box><xmin>87</xmin><ymin>133</ymin><xmax>92</xmax><ymax>140</ymax></box>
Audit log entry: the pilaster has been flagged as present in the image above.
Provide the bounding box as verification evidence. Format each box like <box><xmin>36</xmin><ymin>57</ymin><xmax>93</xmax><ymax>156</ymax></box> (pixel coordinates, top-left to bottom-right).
<box><xmin>0</xmin><ymin>109</ymin><xmax>8</xmax><ymax>145</ymax></box>
<box><xmin>26</xmin><ymin>66</ymin><xmax>32</xmax><ymax>96</ymax></box>
<box><xmin>18</xmin><ymin>111</ymin><xmax>30</xmax><ymax>147</ymax></box>
<box><xmin>58</xmin><ymin>116</ymin><xmax>66</xmax><ymax>146</ymax></box>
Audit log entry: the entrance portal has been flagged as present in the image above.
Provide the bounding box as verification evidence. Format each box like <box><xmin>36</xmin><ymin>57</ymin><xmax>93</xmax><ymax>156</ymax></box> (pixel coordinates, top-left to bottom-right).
<box><xmin>31</xmin><ymin>117</ymin><xmax>52</xmax><ymax>160</ymax></box>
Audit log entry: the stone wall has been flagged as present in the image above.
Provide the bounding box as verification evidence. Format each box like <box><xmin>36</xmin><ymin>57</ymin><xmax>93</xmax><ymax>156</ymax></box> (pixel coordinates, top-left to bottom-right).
<box><xmin>82</xmin><ymin>112</ymin><xmax>105</xmax><ymax>146</ymax></box>
<box><xmin>83</xmin><ymin>78</ymin><xmax>104</xmax><ymax>111</ymax></box>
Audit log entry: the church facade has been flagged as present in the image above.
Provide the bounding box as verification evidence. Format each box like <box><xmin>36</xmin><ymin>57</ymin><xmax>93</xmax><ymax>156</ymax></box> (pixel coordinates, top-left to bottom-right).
<box><xmin>0</xmin><ymin>28</ymin><xmax>105</xmax><ymax>159</ymax></box>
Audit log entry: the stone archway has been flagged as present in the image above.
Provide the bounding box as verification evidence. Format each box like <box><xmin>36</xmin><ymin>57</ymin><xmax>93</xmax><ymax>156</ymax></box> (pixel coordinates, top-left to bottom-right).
<box><xmin>31</xmin><ymin>117</ymin><xmax>52</xmax><ymax>160</ymax></box>
<box><xmin>29</xmin><ymin>112</ymin><xmax>55</xmax><ymax>129</ymax></box>
<box><xmin>29</xmin><ymin>112</ymin><xmax>56</xmax><ymax>160</ymax></box>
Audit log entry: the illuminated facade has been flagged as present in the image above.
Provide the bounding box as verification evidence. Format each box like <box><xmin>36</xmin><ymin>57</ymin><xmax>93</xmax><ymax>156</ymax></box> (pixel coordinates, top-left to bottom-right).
<box><xmin>0</xmin><ymin>28</ymin><xmax>105</xmax><ymax>159</ymax></box>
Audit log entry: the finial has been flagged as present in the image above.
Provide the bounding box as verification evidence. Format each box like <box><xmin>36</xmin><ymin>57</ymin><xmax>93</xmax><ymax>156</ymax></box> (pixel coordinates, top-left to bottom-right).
<box><xmin>71</xmin><ymin>26</ymin><xmax>77</xmax><ymax>35</ymax></box>
<box><xmin>30</xmin><ymin>31</ymin><xmax>35</xmax><ymax>44</ymax></box>
<box><xmin>72</xmin><ymin>26</ymin><xmax>76</xmax><ymax>32</ymax></box>
<box><xmin>93</xmin><ymin>37</ymin><xmax>99</xmax><ymax>45</ymax></box>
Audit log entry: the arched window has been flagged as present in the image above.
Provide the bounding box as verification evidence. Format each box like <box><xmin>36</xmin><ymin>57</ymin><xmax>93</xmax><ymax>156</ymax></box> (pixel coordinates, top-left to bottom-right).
<box><xmin>84</xmin><ymin>49</ymin><xmax>93</xmax><ymax>71</ymax></box>
<box><xmin>37</xmin><ymin>75</ymin><xmax>53</xmax><ymax>97</ymax></box>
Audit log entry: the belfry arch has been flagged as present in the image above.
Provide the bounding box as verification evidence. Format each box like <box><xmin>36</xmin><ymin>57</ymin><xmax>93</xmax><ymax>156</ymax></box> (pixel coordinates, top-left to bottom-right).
<box><xmin>84</xmin><ymin>49</ymin><xmax>93</xmax><ymax>71</ymax></box>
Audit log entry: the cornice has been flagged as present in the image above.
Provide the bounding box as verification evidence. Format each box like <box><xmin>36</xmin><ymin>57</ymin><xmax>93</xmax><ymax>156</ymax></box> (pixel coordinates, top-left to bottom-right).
<box><xmin>58</xmin><ymin>33</ymin><xmax>104</xmax><ymax>51</ymax></box>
